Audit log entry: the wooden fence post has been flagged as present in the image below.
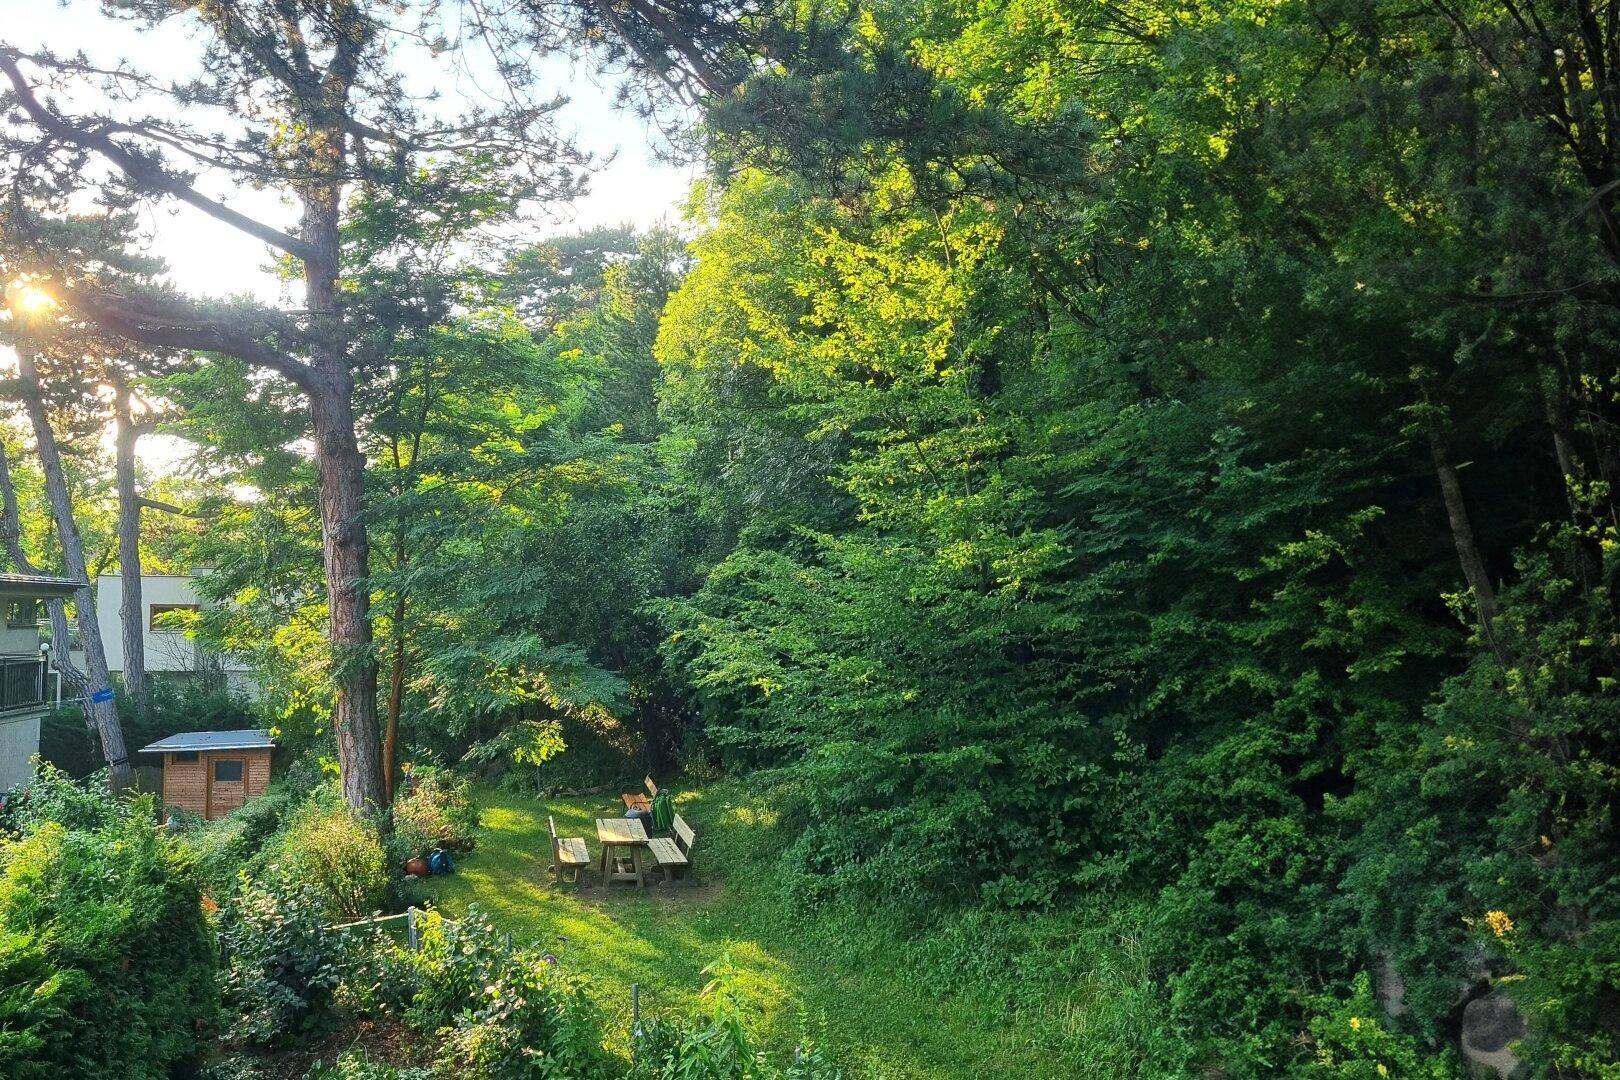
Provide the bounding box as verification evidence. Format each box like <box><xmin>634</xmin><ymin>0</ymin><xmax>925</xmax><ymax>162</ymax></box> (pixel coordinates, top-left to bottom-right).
<box><xmin>406</xmin><ymin>906</ymin><xmax>419</xmax><ymax>952</ymax></box>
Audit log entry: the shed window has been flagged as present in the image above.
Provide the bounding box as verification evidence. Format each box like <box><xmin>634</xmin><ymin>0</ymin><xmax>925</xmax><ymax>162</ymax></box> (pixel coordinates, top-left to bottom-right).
<box><xmin>149</xmin><ymin>603</ymin><xmax>200</xmax><ymax>631</ymax></box>
<box><xmin>171</xmin><ymin>751</ymin><xmax>199</xmax><ymax>763</ymax></box>
<box><xmin>213</xmin><ymin>759</ymin><xmax>243</xmax><ymax>783</ymax></box>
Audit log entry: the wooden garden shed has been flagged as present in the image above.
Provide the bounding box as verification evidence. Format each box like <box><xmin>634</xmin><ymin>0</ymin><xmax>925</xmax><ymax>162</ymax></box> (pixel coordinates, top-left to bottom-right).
<box><xmin>139</xmin><ymin>729</ymin><xmax>274</xmax><ymax>820</ymax></box>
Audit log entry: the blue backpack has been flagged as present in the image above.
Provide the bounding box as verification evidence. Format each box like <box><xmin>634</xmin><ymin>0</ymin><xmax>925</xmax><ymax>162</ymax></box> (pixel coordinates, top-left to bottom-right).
<box><xmin>427</xmin><ymin>848</ymin><xmax>454</xmax><ymax>875</ymax></box>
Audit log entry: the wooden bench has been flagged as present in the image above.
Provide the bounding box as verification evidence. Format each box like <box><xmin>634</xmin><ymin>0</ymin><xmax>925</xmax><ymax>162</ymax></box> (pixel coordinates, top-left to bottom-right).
<box><xmin>621</xmin><ymin>774</ymin><xmax>659</xmax><ymax>814</ymax></box>
<box><xmin>548</xmin><ymin>815</ymin><xmax>590</xmax><ymax>884</ymax></box>
<box><xmin>648</xmin><ymin>812</ymin><xmax>697</xmax><ymax>883</ymax></box>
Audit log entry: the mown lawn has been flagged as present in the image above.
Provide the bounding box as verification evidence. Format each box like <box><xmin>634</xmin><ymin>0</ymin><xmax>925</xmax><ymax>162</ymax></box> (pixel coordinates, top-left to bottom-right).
<box><xmin>416</xmin><ymin>782</ymin><xmax>1062</xmax><ymax>1079</ymax></box>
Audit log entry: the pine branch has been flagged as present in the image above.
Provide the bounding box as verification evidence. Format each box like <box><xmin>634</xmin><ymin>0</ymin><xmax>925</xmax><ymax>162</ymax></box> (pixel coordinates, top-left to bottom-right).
<box><xmin>0</xmin><ymin>51</ymin><xmax>320</xmax><ymax>263</ymax></box>
<box><xmin>55</xmin><ymin>284</ymin><xmax>316</xmax><ymax>391</ymax></box>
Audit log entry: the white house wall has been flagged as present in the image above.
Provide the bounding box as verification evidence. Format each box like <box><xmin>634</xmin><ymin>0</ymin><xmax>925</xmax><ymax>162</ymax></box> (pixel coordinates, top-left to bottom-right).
<box><xmin>94</xmin><ymin>572</ymin><xmax>235</xmax><ymax>674</ymax></box>
<box><xmin>0</xmin><ymin>711</ymin><xmax>41</xmax><ymax>791</ymax></box>
<box><xmin>0</xmin><ymin>622</ymin><xmax>41</xmax><ymax>656</ymax></box>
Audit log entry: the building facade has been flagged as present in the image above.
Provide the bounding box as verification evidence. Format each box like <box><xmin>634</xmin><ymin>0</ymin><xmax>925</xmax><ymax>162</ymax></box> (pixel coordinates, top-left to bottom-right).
<box><xmin>0</xmin><ymin>573</ymin><xmax>89</xmax><ymax>792</ymax></box>
<box><xmin>70</xmin><ymin>571</ymin><xmax>255</xmax><ymax>696</ymax></box>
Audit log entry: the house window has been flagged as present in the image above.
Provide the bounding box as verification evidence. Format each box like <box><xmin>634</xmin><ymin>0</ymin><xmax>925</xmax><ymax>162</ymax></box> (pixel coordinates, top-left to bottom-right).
<box><xmin>149</xmin><ymin>603</ymin><xmax>200</xmax><ymax>631</ymax></box>
<box><xmin>172</xmin><ymin>751</ymin><xmax>199</xmax><ymax>763</ymax></box>
<box><xmin>213</xmin><ymin>759</ymin><xmax>243</xmax><ymax>783</ymax></box>
<box><xmin>6</xmin><ymin>599</ymin><xmax>38</xmax><ymax>628</ymax></box>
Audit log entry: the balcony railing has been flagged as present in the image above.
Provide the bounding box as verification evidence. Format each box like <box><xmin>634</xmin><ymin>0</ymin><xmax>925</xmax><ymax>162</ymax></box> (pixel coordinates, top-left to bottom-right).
<box><xmin>0</xmin><ymin>655</ymin><xmax>47</xmax><ymax>713</ymax></box>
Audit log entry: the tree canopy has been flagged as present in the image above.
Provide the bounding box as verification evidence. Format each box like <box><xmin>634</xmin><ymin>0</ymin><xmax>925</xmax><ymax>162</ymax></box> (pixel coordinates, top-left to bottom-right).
<box><xmin>5</xmin><ymin>0</ymin><xmax>1620</xmax><ymax>1072</ymax></box>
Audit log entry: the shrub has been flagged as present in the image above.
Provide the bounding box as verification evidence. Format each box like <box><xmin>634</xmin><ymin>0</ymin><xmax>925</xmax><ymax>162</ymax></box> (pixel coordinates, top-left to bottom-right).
<box><xmin>219</xmin><ymin>881</ymin><xmax>348</xmax><ymax>1046</ymax></box>
<box><xmin>39</xmin><ymin>680</ymin><xmax>259</xmax><ymax>780</ymax></box>
<box><xmin>177</xmin><ymin>751</ymin><xmax>335</xmax><ymax>898</ymax></box>
<box><xmin>406</xmin><ymin>907</ymin><xmax>609</xmax><ymax>1079</ymax></box>
<box><xmin>303</xmin><ymin>1050</ymin><xmax>434</xmax><ymax>1080</ymax></box>
<box><xmin>631</xmin><ymin>958</ymin><xmax>844</xmax><ymax>1080</ymax></box>
<box><xmin>0</xmin><ymin>781</ymin><xmax>217</xmax><ymax>1079</ymax></box>
<box><xmin>1300</xmin><ymin>974</ymin><xmax>1457</xmax><ymax>1078</ymax></box>
<box><xmin>261</xmin><ymin>794</ymin><xmax>390</xmax><ymax>920</ymax></box>
<box><xmin>181</xmin><ymin>787</ymin><xmax>296</xmax><ymax>893</ymax></box>
<box><xmin>3</xmin><ymin>760</ymin><xmax>132</xmax><ymax>834</ymax></box>
<box><xmin>391</xmin><ymin>767</ymin><xmax>479</xmax><ymax>863</ymax></box>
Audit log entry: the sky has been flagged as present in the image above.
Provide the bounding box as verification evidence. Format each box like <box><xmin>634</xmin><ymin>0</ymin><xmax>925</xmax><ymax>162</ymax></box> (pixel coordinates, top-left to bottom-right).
<box><xmin>5</xmin><ymin>0</ymin><xmax>697</xmax><ymax>469</ymax></box>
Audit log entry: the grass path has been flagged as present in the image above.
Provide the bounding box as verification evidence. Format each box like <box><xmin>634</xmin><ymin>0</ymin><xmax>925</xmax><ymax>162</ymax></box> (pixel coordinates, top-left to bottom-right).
<box><xmin>416</xmin><ymin>783</ymin><xmax>1057</xmax><ymax>1079</ymax></box>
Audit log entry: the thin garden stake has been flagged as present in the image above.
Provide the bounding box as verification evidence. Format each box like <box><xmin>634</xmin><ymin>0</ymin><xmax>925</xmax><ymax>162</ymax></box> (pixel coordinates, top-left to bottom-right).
<box><xmin>631</xmin><ymin>983</ymin><xmax>641</xmax><ymax>1064</ymax></box>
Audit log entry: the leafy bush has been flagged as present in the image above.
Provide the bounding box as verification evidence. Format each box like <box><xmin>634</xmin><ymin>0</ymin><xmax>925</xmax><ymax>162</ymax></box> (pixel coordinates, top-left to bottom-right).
<box><xmin>260</xmin><ymin>793</ymin><xmax>390</xmax><ymax>919</ymax></box>
<box><xmin>391</xmin><ymin>766</ymin><xmax>479</xmax><ymax>863</ymax></box>
<box><xmin>171</xmin><ymin>752</ymin><xmax>334</xmax><ymax>897</ymax></box>
<box><xmin>185</xmin><ymin>787</ymin><xmax>296</xmax><ymax>891</ymax></box>
<box><xmin>1299</xmin><ymin>974</ymin><xmax>1456</xmax><ymax>1078</ymax></box>
<box><xmin>3</xmin><ymin>759</ymin><xmax>133</xmax><ymax>834</ymax></box>
<box><xmin>303</xmin><ymin>1050</ymin><xmax>435</xmax><ymax>1080</ymax></box>
<box><xmin>39</xmin><ymin>679</ymin><xmax>260</xmax><ymax>779</ymax></box>
<box><xmin>0</xmin><ymin>776</ymin><xmax>217</xmax><ymax>1078</ymax></box>
<box><xmin>406</xmin><ymin>907</ymin><xmax>609</xmax><ymax>1079</ymax></box>
<box><xmin>631</xmin><ymin>958</ymin><xmax>844</xmax><ymax>1080</ymax></box>
<box><xmin>218</xmin><ymin>881</ymin><xmax>348</xmax><ymax>1046</ymax></box>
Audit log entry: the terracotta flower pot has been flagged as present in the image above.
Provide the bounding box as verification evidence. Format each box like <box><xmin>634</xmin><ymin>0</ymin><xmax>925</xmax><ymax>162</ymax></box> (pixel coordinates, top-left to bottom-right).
<box><xmin>404</xmin><ymin>856</ymin><xmax>429</xmax><ymax>877</ymax></box>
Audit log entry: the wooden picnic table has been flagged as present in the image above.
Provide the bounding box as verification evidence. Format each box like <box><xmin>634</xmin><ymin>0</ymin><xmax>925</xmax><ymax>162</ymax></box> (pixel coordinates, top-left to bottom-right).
<box><xmin>596</xmin><ymin>816</ymin><xmax>649</xmax><ymax>887</ymax></box>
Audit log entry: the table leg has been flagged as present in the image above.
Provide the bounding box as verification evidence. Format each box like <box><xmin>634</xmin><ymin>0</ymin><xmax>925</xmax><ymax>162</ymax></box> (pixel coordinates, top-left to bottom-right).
<box><xmin>601</xmin><ymin>842</ymin><xmax>611</xmax><ymax>887</ymax></box>
<box><xmin>635</xmin><ymin>845</ymin><xmax>646</xmax><ymax>888</ymax></box>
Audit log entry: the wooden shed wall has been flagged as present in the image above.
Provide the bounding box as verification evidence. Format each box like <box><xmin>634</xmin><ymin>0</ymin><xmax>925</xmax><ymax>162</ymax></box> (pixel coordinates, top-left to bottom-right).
<box><xmin>161</xmin><ymin>747</ymin><xmax>272</xmax><ymax>820</ymax></box>
<box><xmin>162</xmin><ymin>753</ymin><xmax>207</xmax><ymax>815</ymax></box>
<box><xmin>246</xmin><ymin>750</ymin><xmax>270</xmax><ymax>797</ymax></box>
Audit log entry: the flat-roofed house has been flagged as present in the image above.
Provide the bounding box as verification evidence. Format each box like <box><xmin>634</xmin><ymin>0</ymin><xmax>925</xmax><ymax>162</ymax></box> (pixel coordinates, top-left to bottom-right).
<box><xmin>67</xmin><ymin>570</ymin><xmax>256</xmax><ymax>697</ymax></box>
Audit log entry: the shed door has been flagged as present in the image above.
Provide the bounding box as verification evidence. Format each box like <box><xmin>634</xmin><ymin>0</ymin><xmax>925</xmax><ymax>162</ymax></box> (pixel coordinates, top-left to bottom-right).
<box><xmin>207</xmin><ymin>756</ymin><xmax>247</xmax><ymax>819</ymax></box>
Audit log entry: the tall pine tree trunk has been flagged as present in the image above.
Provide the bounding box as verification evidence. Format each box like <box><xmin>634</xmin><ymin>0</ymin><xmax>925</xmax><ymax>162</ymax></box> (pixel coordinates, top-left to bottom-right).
<box><xmin>303</xmin><ymin>176</ymin><xmax>384</xmax><ymax>815</ymax></box>
<box><xmin>113</xmin><ymin>376</ymin><xmax>148</xmax><ymax>715</ymax></box>
<box><xmin>15</xmin><ymin>349</ymin><xmax>131</xmax><ymax>790</ymax></box>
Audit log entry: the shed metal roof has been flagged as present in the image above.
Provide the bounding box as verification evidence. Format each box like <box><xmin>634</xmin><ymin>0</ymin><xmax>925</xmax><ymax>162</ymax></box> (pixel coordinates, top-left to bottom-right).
<box><xmin>0</xmin><ymin>572</ymin><xmax>87</xmax><ymax>599</ymax></box>
<box><xmin>139</xmin><ymin>729</ymin><xmax>275</xmax><ymax>754</ymax></box>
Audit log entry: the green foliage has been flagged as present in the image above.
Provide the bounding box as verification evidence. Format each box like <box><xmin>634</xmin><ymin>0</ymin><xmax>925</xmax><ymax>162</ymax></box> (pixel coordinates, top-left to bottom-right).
<box><xmin>632</xmin><ymin>957</ymin><xmax>844</xmax><ymax>1080</ymax></box>
<box><xmin>4</xmin><ymin>760</ymin><xmax>133</xmax><ymax>834</ymax></box>
<box><xmin>45</xmin><ymin>0</ymin><xmax>1620</xmax><ymax>1070</ymax></box>
<box><xmin>628</xmin><ymin>0</ymin><xmax>1620</xmax><ymax>1069</ymax></box>
<box><xmin>399</xmin><ymin>907</ymin><xmax>611</xmax><ymax>1079</ymax></box>
<box><xmin>1300</xmin><ymin>975</ymin><xmax>1456</xmax><ymax>1078</ymax></box>
<box><xmin>170</xmin><ymin>752</ymin><xmax>331</xmax><ymax>898</ymax></box>
<box><xmin>391</xmin><ymin>766</ymin><xmax>480</xmax><ymax>863</ymax></box>
<box><xmin>303</xmin><ymin>1051</ymin><xmax>435</xmax><ymax>1080</ymax></box>
<box><xmin>258</xmin><ymin>792</ymin><xmax>390</xmax><ymax>920</ymax></box>
<box><xmin>39</xmin><ymin>679</ymin><xmax>261</xmax><ymax>780</ymax></box>
<box><xmin>0</xmin><ymin>773</ymin><xmax>216</xmax><ymax>1078</ymax></box>
<box><xmin>219</xmin><ymin>881</ymin><xmax>348</xmax><ymax>1046</ymax></box>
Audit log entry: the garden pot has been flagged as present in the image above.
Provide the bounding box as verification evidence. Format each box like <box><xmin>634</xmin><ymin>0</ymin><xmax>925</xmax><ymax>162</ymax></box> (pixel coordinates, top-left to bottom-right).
<box><xmin>404</xmin><ymin>856</ymin><xmax>429</xmax><ymax>877</ymax></box>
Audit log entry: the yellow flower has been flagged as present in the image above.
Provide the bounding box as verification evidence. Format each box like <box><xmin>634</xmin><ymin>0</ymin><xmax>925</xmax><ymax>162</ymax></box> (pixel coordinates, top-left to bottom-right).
<box><xmin>1349</xmin><ymin>1017</ymin><xmax>1361</xmax><ymax>1030</ymax></box>
<box><xmin>1484</xmin><ymin>910</ymin><xmax>1515</xmax><ymax>938</ymax></box>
